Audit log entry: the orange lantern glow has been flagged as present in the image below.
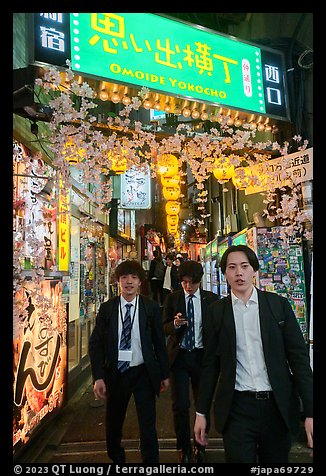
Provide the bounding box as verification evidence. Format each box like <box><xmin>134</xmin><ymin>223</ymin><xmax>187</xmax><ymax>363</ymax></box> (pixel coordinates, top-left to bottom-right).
<box><xmin>212</xmin><ymin>157</ymin><xmax>234</xmax><ymax>182</ymax></box>
<box><xmin>168</xmin><ymin>223</ymin><xmax>179</xmax><ymax>234</ymax></box>
<box><xmin>232</xmin><ymin>167</ymin><xmax>250</xmax><ymax>190</ymax></box>
<box><xmin>157</xmin><ymin>154</ymin><xmax>179</xmax><ymax>177</ymax></box>
<box><xmin>163</xmin><ymin>187</ymin><xmax>181</xmax><ymax>201</ymax></box>
<box><xmin>160</xmin><ymin>175</ymin><xmax>180</xmax><ymax>187</ymax></box>
<box><xmin>167</xmin><ymin>215</ymin><xmax>179</xmax><ymax>226</ymax></box>
<box><xmin>108</xmin><ymin>150</ymin><xmax>128</xmax><ymax>175</ymax></box>
<box><xmin>63</xmin><ymin>140</ymin><xmax>85</xmax><ymax>164</ymax></box>
<box><xmin>165</xmin><ymin>201</ymin><xmax>180</xmax><ymax>215</ymax></box>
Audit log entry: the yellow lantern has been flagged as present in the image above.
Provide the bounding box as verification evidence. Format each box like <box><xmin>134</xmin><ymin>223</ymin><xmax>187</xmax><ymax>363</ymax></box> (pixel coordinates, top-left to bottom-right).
<box><xmin>157</xmin><ymin>154</ymin><xmax>179</xmax><ymax>177</ymax></box>
<box><xmin>168</xmin><ymin>223</ymin><xmax>179</xmax><ymax>234</ymax></box>
<box><xmin>213</xmin><ymin>157</ymin><xmax>234</xmax><ymax>182</ymax></box>
<box><xmin>108</xmin><ymin>150</ymin><xmax>128</xmax><ymax>175</ymax></box>
<box><xmin>167</xmin><ymin>215</ymin><xmax>179</xmax><ymax>226</ymax></box>
<box><xmin>63</xmin><ymin>140</ymin><xmax>85</xmax><ymax>164</ymax></box>
<box><xmin>160</xmin><ymin>175</ymin><xmax>180</xmax><ymax>187</ymax></box>
<box><xmin>165</xmin><ymin>201</ymin><xmax>180</xmax><ymax>215</ymax></box>
<box><xmin>232</xmin><ymin>167</ymin><xmax>250</xmax><ymax>190</ymax></box>
<box><xmin>163</xmin><ymin>187</ymin><xmax>181</xmax><ymax>201</ymax></box>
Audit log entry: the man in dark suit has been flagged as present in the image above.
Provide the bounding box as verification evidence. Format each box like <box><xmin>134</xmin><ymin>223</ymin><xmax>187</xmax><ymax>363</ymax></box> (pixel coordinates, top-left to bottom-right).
<box><xmin>162</xmin><ymin>260</ymin><xmax>219</xmax><ymax>463</ymax></box>
<box><xmin>89</xmin><ymin>260</ymin><xmax>170</xmax><ymax>464</ymax></box>
<box><xmin>194</xmin><ymin>245</ymin><xmax>313</xmax><ymax>463</ymax></box>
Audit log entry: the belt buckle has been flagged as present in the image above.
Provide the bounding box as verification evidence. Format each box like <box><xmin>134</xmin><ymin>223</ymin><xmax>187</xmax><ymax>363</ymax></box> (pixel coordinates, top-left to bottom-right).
<box><xmin>255</xmin><ymin>391</ymin><xmax>269</xmax><ymax>400</ymax></box>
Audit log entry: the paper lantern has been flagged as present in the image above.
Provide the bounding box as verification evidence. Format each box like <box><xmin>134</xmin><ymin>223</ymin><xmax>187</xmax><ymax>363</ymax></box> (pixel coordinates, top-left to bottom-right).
<box><xmin>63</xmin><ymin>140</ymin><xmax>85</xmax><ymax>164</ymax></box>
<box><xmin>108</xmin><ymin>150</ymin><xmax>128</xmax><ymax>175</ymax></box>
<box><xmin>167</xmin><ymin>214</ymin><xmax>179</xmax><ymax>226</ymax></box>
<box><xmin>163</xmin><ymin>187</ymin><xmax>181</xmax><ymax>201</ymax></box>
<box><xmin>157</xmin><ymin>154</ymin><xmax>179</xmax><ymax>177</ymax></box>
<box><xmin>160</xmin><ymin>175</ymin><xmax>180</xmax><ymax>187</ymax></box>
<box><xmin>165</xmin><ymin>201</ymin><xmax>180</xmax><ymax>215</ymax></box>
<box><xmin>168</xmin><ymin>223</ymin><xmax>179</xmax><ymax>234</ymax></box>
<box><xmin>212</xmin><ymin>157</ymin><xmax>234</xmax><ymax>182</ymax></box>
<box><xmin>232</xmin><ymin>167</ymin><xmax>250</xmax><ymax>190</ymax></box>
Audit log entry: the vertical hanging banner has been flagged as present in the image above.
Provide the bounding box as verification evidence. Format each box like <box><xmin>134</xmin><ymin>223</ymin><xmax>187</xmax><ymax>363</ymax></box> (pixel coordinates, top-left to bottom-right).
<box><xmin>13</xmin><ymin>279</ymin><xmax>67</xmax><ymax>455</ymax></box>
<box><xmin>57</xmin><ymin>180</ymin><xmax>70</xmax><ymax>271</ymax></box>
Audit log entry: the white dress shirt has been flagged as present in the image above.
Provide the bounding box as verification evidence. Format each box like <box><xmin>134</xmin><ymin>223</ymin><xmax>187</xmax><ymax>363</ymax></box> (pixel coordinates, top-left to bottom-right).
<box><xmin>163</xmin><ymin>266</ymin><xmax>172</xmax><ymax>290</ymax></box>
<box><xmin>231</xmin><ymin>286</ymin><xmax>272</xmax><ymax>391</ymax></box>
<box><xmin>118</xmin><ymin>295</ymin><xmax>144</xmax><ymax>367</ymax></box>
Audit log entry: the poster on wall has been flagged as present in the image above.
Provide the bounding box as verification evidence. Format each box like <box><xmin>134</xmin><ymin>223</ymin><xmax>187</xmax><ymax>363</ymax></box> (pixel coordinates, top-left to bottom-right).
<box><xmin>13</xmin><ymin>279</ymin><xmax>67</xmax><ymax>455</ymax></box>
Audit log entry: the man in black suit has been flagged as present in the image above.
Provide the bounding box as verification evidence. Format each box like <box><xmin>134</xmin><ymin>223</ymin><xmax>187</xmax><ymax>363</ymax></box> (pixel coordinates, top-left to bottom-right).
<box><xmin>89</xmin><ymin>260</ymin><xmax>170</xmax><ymax>464</ymax></box>
<box><xmin>162</xmin><ymin>260</ymin><xmax>219</xmax><ymax>463</ymax></box>
<box><xmin>194</xmin><ymin>245</ymin><xmax>313</xmax><ymax>463</ymax></box>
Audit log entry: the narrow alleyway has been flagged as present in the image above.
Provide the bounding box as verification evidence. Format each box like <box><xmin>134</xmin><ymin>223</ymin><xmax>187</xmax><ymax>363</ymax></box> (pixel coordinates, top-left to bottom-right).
<box><xmin>16</xmin><ymin>375</ymin><xmax>313</xmax><ymax>465</ymax></box>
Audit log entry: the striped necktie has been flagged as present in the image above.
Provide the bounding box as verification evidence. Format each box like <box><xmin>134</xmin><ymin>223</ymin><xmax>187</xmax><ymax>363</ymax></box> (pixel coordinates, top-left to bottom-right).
<box><xmin>182</xmin><ymin>295</ymin><xmax>195</xmax><ymax>350</ymax></box>
<box><xmin>117</xmin><ymin>302</ymin><xmax>132</xmax><ymax>373</ymax></box>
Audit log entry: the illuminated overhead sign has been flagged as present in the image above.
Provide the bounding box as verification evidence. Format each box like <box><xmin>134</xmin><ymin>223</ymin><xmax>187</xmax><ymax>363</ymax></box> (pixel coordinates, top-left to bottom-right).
<box><xmin>33</xmin><ymin>13</ymin><xmax>289</xmax><ymax>120</ymax></box>
<box><xmin>33</xmin><ymin>13</ymin><xmax>71</xmax><ymax>67</ymax></box>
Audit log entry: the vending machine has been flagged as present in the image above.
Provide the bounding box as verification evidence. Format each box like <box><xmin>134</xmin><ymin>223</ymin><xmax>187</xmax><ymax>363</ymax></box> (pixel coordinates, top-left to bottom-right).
<box><xmin>211</xmin><ymin>238</ymin><xmax>219</xmax><ymax>295</ymax></box>
<box><xmin>217</xmin><ymin>237</ymin><xmax>230</xmax><ymax>297</ymax></box>
<box><xmin>204</xmin><ymin>242</ymin><xmax>212</xmax><ymax>291</ymax></box>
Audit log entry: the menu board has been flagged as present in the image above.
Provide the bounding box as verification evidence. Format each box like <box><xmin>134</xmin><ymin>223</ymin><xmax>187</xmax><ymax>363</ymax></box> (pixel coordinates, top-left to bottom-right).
<box><xmin>254</xmin><ymin>226</ymin><xmax>308</xmax><ymax>340</ymax></box>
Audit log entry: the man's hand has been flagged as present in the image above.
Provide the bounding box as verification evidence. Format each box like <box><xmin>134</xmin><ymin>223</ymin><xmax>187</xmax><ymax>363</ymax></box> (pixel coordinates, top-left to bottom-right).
<box><xmin>160</xmin><ymin>378</ymin><xmax>170</xmax><ymax>393</ymax></box>
<box><xmin>305</xmin><ymin>417</ymin><xmax>313</xmax><ymax>456</ymax></box>
<box><xmin>194</xmin><ymin>414</ymin><xmax>208</xmax><ymax>446</ymax></box>
<box><xmin>94</xmin><ymin>379</ymin><xmax>107</xmax><ymax>400</ymax></box>
<box><xmin>174</xmin><ymin>312</ymin><xmax>188</xmax><ymax>328</ymax></box>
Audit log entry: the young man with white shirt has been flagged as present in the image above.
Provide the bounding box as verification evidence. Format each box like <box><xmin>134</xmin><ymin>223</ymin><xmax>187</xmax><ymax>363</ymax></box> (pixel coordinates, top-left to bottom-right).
<box><xmin>162</xmin><ymin>260</ymin><xmax>219</xmax><ymax>463</ymax></box>
<box><xmin>89</xmin><ymin>260</ymin><xmax>170</xmax><ymax>464</ymax></box>
<box><xmin>194</xmin><ymin>244</ymin><xmax>313</xmax><ymax>463</ymax></box>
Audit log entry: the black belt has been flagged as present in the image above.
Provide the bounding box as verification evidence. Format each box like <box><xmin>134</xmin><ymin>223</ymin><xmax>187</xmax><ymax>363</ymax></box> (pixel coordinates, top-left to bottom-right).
<box><xmin>235</xmin><ymin>390</ymin><xmax>273</xmax><ymax>400</ymax></box>
<box><xmin>179</xmin><ymin>347</ymin><xmax>204</xmax><ymax>353</ymax></box>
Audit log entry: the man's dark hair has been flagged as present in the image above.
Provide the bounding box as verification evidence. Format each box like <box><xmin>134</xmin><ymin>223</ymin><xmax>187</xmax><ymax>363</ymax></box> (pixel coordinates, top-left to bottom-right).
<box><xmin>178</xmin><ymin>260</ymin><xmax>203</xmax><ymax>284</ymax></box>
<box><xmin>114</xmin><ymin>260</ymin><xmax>146</xmax><ymax>282</ymax></box>
<box><xmin>166</xmin><ymin>253</ymin><xmax>175</xmax><ymax>261</ymax></box>
<box><xmin>220</xmin><ymin>245</ymin><xmax>260</xmax><ymax>274</ymax></box>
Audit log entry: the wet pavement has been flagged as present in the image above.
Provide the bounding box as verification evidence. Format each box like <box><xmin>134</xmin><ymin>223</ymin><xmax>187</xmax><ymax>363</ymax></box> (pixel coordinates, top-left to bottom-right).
<box><xmin>16</xmin><ymin>375</ymin><xmax>313</xmax><ymax>465</ymax></box>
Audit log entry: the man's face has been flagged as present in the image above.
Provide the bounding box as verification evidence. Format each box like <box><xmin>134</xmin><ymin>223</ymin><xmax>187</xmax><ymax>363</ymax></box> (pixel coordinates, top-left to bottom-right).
<box><xmin>224</xmin><ymin>251</ymin><xmax>256</xmax><ymax>295</ymax></box>
<box><xmin>118</xmin><ymin>274</ymin><xmax>141</xmax><ymax>300</ymax></box>
<box><xmin>181</xmin><ymin>276</ymin><xmax>201</xmax><ymax>295</ymax></box>
<box><xmin>166</xmin><ymin>257</ymin><xmax>173</xmax><ymax>266</ymax></box>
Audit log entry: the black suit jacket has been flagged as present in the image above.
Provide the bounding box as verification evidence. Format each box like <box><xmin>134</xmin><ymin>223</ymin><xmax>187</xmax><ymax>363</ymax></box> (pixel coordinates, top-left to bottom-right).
<box><xmin>89</xmin><ymin>295</ymin><xmax>170</xmax><ymax>396</ymax></box>
<box><xmin>196</xmin><ymin>288</ymin><xmax>313</xmax><ymax>435</ymax></box>
<box><xmin>162</xmin><ymin>288</ymin><xmax>219</xmax><ymax>367</ymax></box>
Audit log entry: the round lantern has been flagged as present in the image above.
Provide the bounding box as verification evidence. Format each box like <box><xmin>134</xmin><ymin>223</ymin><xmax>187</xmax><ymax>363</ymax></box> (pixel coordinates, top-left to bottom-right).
<box><xmin>232</xmin><ymin>167</ymin><xmax>250</xmax><ymax>190</ymax></box>
<box><xmin>163</xmin><ymin>187</ymin><xmax>181</xmax><ymax>201</ymax></box>
<box><xmin>63</xmin><ymin>140</ymin><xmax>85</xmax><ymax>164</ymax></box>
<box><xmin>168</xmin><ymin>223</ymin><xmax>179</xmax><ymax>234</ymax></box>
<box><xmin>157</xmin><ymin>154</ymin><xmax>179</xmax><ymax>177</ymax></box>
<box><xmin>165</xmin><ymin>201</ymin><xmax>180</xmax><ymax>215</ymax></box>
<box><xmin>160</xmin><ymin>175</ymin><xmax>180</xmax><ymax>187</ymax></box>
<box><xmin>167</xmin><ymin>215</ymin><xmax>179</xmax><ymax>226</ymax></box>
<box><xmin>108</xmin><ymin>150</ymin><xmax>128</xmax><ymax>175</ymax></box>
<box><xmin>213</xmin><ymin>157</ymin><xmax>234</xmax><ymax>182</ymax></box>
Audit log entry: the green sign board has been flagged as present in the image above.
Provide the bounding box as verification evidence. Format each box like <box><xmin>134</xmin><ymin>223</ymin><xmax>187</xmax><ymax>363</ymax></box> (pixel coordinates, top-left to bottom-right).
<box><xmin>69</xmin><ymin>13</ymin><xmax>289</xmax><ymax>119</ymax></box>
<box><xmin>211</xmin><ymin>239</ymin><xmax>218</xmax><ymax>256</ymax></box>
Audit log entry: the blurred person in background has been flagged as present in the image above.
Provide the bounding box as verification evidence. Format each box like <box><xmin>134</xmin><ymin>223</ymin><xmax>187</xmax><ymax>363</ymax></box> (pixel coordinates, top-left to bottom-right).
<box><xmin>162</xmin><ymin>253</ymin><xmax>178</xmax><ymax>302</ymax></box>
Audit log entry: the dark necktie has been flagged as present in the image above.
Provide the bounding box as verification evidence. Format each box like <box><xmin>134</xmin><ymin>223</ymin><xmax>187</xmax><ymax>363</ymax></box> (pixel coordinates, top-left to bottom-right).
<box><xmin>183</xmin><ymin>295</ymin><xmax>195</xmax><ymax>350</ymax></box>
<box><xmin>117</xmin><ymin>302</ymin><xmax>132</xmax><ymax>373</ymax></box>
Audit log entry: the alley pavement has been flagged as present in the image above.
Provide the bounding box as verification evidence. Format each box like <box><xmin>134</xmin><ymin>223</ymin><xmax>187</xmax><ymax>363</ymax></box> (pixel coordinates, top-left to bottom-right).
<box><xmin>16</xmin><ymin>375</ymin><xmax>313</xmax><ymax>465</ymax></box>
